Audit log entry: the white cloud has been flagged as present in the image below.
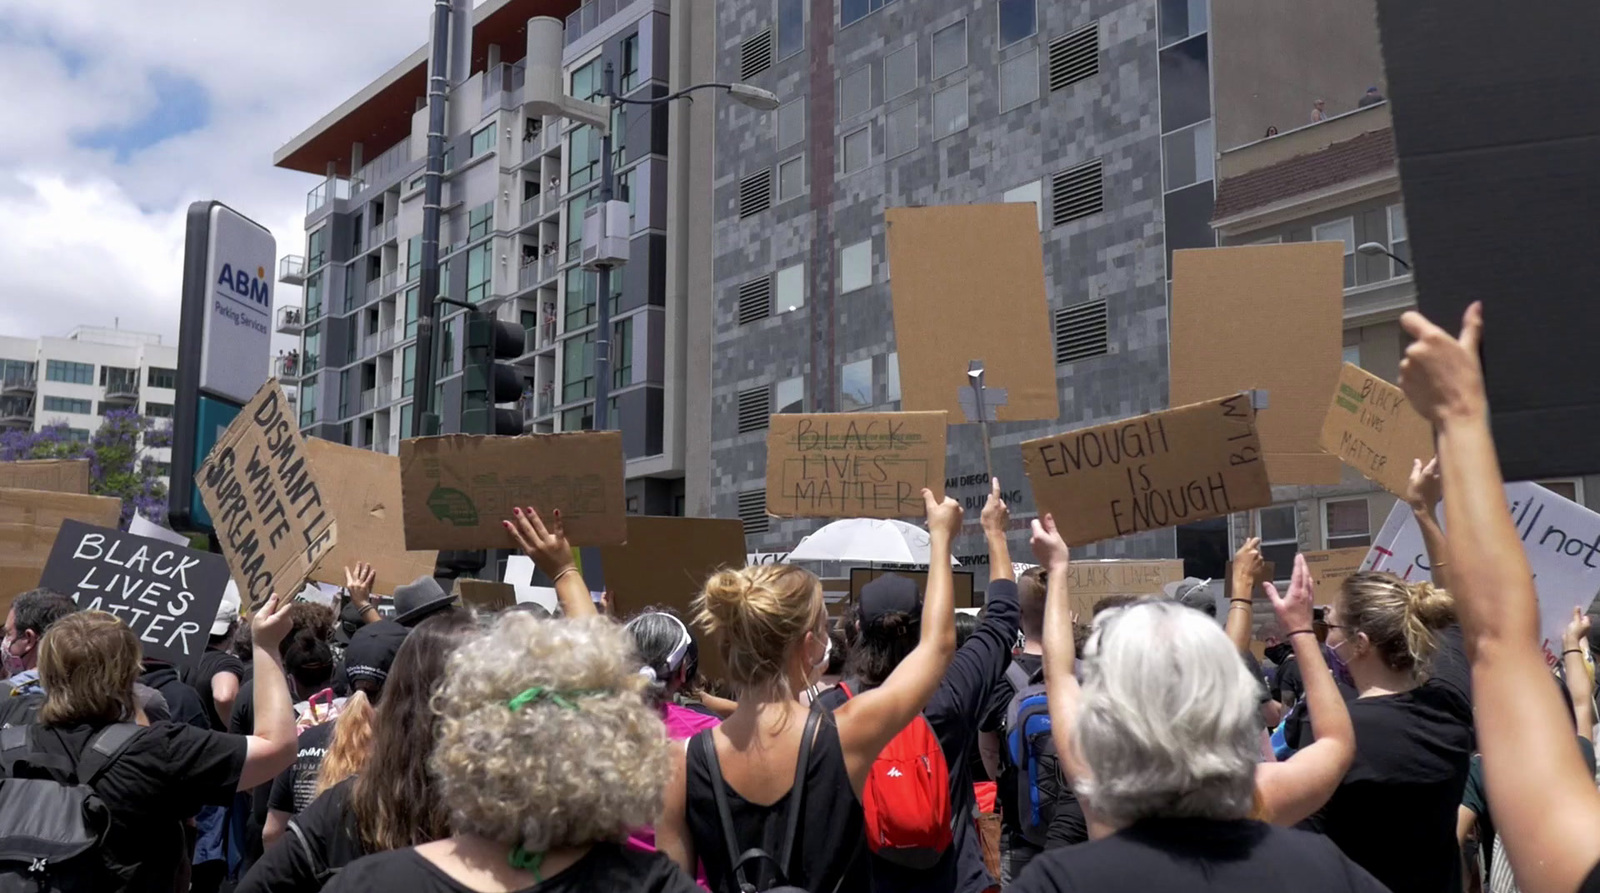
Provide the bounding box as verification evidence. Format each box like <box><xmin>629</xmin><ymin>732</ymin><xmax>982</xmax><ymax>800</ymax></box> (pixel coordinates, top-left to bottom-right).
<box><xmin>0</xmin><ymin>0</ymin><xmax>437</xmax><ymax>346</ymax></box>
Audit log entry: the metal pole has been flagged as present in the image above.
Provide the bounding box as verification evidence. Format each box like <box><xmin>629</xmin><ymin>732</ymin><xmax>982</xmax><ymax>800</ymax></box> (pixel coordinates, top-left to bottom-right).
<box><xmin>592</xmin><ymin>61</ymin><xmax>617</xmax><ymax>431</ymax></box>
<box><xmin>412</xmin><ymin>0</ymin><xmax>452</xmax><ymax>436</ymax></box>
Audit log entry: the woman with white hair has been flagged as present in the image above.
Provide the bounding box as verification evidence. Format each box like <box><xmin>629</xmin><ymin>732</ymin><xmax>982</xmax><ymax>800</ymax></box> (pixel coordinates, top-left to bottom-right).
<box><xmin>321</xmin><ymin>613</ymin><xmax>698</xmax><ymax>893</ymax></box>
<box><xmin>1011</xmin><ymin>516</ymin><xmax>1387</xmax><ymax>892</ymax></box>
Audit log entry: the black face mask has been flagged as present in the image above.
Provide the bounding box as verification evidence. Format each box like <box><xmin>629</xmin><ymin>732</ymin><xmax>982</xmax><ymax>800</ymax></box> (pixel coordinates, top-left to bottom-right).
<box><xmin>1264</xmin><ymin>642</ymin><xmax>1294</xmax><ymax>665</ymax></box>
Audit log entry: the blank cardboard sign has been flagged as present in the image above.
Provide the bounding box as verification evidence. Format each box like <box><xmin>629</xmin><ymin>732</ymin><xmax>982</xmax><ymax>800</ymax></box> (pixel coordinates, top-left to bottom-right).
<box><xmin>0</xmin><ymin>488</ymin><xmax>124</xmax><ymax>618</ymax></box>
<box><xmin>1376</xmin><ymin>0</ymin><xmax>1600</xmax><ymax>480</ymax></box>
<box><xmin>0</xmin><ymin>460</ymin><xmax>90</xmax><ymax>495</ymax></box>
<box><xmin>1319</xmin><ymin>364</ymin><xmax>1435</xmax><ymax>497</ymax></box>
<box><xmin>884</xmin><ymin>204</ymin><xmax>1058</xmax><ymax>423</ymax></box>
<box><xmin>1171</xmin><ymin>244</ymin><xmax>1344</xmax><ymax>485</ymax></box>
<box><xmin>766</xmin><ymin>412</ymin><xmax>947</xmax><ymax>519</ymax></box>
<box><xmin>305</xmin><ymin>438</ymin><xmax>438</xmax><ymax>595</ymax></box>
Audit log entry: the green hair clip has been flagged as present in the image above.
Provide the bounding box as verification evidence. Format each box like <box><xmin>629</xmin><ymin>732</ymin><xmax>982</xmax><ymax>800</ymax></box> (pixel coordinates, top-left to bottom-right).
<box><xmin>507</xmin><ymin>686</ymin><xmax>605</xmax><ymax>712</ymax></box>
<box><xmin>508</xmin><ymin>844</ymin><xmax>544</xmax><ymax>879</ymax></box>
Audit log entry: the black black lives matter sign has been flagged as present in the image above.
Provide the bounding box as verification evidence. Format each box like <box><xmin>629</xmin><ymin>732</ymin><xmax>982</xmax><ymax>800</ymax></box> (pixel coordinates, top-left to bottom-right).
<box><xmin>39</xmin><ymin>519</ymin><xmax>231</xmax><ymax>667</ymax></box>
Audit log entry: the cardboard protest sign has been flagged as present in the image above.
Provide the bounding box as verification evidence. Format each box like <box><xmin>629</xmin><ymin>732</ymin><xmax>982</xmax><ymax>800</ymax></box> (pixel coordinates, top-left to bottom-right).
<box><xmin>305</xmin><ymin>438</ymin><xmax>438</xmax><ymax>594</ymax></box>
<box><xmin>1319</xmin><ymin>364</ymin><xmax>1435</xmax><ymax>496</ymax></box>
<box><xmin>37</xmin><ymin>520</ymin><xmax>231</xmax><ymax>667</ymax></box>
<box><xmin>1021</xmin><ymin>394</ymin><xmax>1273</xmax><ymax>547</ymax></box>
<box><xmin>0</xmin><ymin>488</ymin><xmax>124</xmax><ymax>617</ymax></box>
<box><xmin>765</xmin><ymin>412</ymin><xmax>947</xmax><ymax>519</ymax></box>
<box><xmin>849</xmin><ymin>567</ymin><xmax>980</xmax><ymax>610</ymax></box>
<box><xmin>455</xmin><ymin>579</ymin><xmax>516</xmax><ymax>613</ymax></box>
<box><xmin>1364</xmin><ymin>482</ymin><xmax>1600</xmax><ymax>667</ymax></box>
<box><xmin>1170</xmin><ymin>244</ymin><xmax>1344</xmax><ymax>485</ymax></box>
<box><xmin>196</xmin><ymin>380</ymin><xmax>338</xmax><ymax>611</ymax></box>
<box><xmin>1062</xmin><ymin>559</ymin><xmax>1186</xmax><ymax>619</ymax></box>
<box><xmin>1376</xmin><ymin>0</ymin><xmax>1600</xmax><ymax>481</ymax></box>
<box><xmin>1301</xmin><ymin>547</ymin><xmax>1369</xmax><ymax>605</ymax></box>
<box><xmin>399</xmin><ymin>433</ymin><xmax>626</xmax><ymax>550</ymax></box>
<box><xmin>884</xmin><ymin>204</ymin><xmax>1058</xmax><ymax>422</ymax></box>
<box><xmin>0</xmin><ymin>459</ymin><xmax>90</xmax><ymax>494</ymax></box>
<box><xmin>599</xmin><ymin>516</ymin><xmax>746</xmax><ymax>683</ymax></box>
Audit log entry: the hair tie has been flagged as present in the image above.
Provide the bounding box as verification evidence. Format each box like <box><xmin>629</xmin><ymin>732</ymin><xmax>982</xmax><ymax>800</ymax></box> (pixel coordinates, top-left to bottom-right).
<box><xmin>508</xmin><ymin>686</ymin><xmax>601</xmax><ymax>711</ymax></box>
<box><xmin>508</xmin><ymin>844</ymin><xmax>545</xmax><ymax>880</ymax></box>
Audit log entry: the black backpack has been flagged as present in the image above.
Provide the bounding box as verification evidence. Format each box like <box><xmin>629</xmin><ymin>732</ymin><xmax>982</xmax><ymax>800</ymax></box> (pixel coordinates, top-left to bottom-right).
<box><xmin>0</xmin><ymin>723</ymin><xmax>145</xmax><ymax>893</ymax></box>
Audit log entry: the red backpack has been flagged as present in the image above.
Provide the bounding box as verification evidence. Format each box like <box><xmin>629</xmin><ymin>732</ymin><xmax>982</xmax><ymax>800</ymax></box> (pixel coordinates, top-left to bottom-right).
<box><xmin>837</xmin><ymin>682</ymin><xmax>953</xmax><ymax>868</ymax></box>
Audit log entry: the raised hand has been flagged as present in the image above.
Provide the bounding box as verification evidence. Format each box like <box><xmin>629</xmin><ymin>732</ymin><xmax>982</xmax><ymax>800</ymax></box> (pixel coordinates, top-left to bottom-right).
<box><xmin>1232</xmin><ymin>537</ymin><xmax>1265</xmax><ymax>598</ymax></box>
<box><xmin>504</xmin><ymin>506</ymin><xmax>576</xmax><ymax>579</ymax></box>
<box><xmin>980</xmin><ymin>477</ymin><xmax>1010</xmax><ymax>536</ymax></box>
<box><xmin>251</xmin><ymin>591</ymin><xmax>294</xmax><ymax>652</ymax></box>
<box><xmin>1029</xmin><ymin>514</ymin><xmax>1070</xmax><ymax>571</ymax></box>
<box><xmin>924</xmin><ymin>489</ymin><xmax>964</xmax><ymax>539</ymax></box>
<box><xmin>1565</xmin><ymin>607</ymin><xmax>1592</xmax><ymax>652</ymax></box>
<box><xmin>344</xmin><ymin>561</ymin><xmax>376</xmax><ymax>607</ymax></box>
<box><xmin>1264</xmin><ymin>553</ymin><xmax>1315</xmax><ymax>634</ymax></box>
<box><xmin>1399</xmin><ymin>302</ymin><xmax>1486</xmax><ymax>425</ymax></box>
<box><xmin>1405</xmin><ymin>457</ymin><xmax>1443</xmax><ymax>515</ymax></box>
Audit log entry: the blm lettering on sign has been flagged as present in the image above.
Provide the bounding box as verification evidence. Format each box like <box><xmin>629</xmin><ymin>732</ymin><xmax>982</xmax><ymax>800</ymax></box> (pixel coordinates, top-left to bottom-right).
<box><xmin>766</xmin><ymin>412</ymin><xmax>948</xmax><ymax>519</ymax></box>
<box><xmin>39</xmin><ymin>519</ymin><xmax>231</xmax><ymax>667</ymax></box>
<box><xmin>198</xmin><ymin>379</ymin><xmax>337</xmax><ymax>611</ymax></box>
<box><xmin>1022</xmin><ymin>394</ymin><xmax>1273</xmax><ymax>547</ymax></box>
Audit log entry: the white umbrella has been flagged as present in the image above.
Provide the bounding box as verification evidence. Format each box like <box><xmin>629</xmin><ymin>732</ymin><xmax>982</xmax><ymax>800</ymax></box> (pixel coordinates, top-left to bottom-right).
<box><xmin>785</xmin><ymin>518</ymin><xmax>958</xmax><ymax>566</ymax></box>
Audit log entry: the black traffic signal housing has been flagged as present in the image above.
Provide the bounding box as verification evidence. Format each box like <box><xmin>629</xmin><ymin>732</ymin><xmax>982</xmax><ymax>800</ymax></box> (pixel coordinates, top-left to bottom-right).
<box><xmin>462</xmin><ymin>309</ymin><xmax>526</xmax><ymax>435</ymax></box>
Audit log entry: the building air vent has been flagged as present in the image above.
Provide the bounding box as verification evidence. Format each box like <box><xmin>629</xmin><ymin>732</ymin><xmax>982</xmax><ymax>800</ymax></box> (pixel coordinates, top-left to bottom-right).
<box><xmin>1048</xmin><ymin>25</ymin><xmax>1099</xmax><ymax>92</ymax></box>
<box><xmin>737</xmin><ymin>277</ymin><xmax>772</xmax><ymax>325</ymax></box>
<box><xmin>1051</xmin><ymin>159</ymin><xmax>1104</xmax><ymax>226</ymax></box>
<box><xmin>1055</xmin><ymin>300</ymin><xmax>1110</xmax><ymax>364</ymax></box>
<box><xmin>739</xmin><ymin>169</ymin><xmax>772</xmax><ymax>218</ymax></box>
<box><xmin>738</xmin><ymin>489</ymin><xmax>770</xmax><ymax>535</ymax></box>
<box><xmin>737</xmin><ymin>386</ymin><xmax>772</xmax><ymax>433</ymax></box>
<box><xmin>741</xmin><ymin>29</ymin><xmax>774</xmax><ymax>81</ymax></box>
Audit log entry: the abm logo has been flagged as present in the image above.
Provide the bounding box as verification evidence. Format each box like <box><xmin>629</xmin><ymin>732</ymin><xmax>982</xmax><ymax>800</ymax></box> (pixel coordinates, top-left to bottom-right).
<box><xmin>217</xmin><ymin>264</ymin><xmax>271</xmax><ymax>309</ymax></box>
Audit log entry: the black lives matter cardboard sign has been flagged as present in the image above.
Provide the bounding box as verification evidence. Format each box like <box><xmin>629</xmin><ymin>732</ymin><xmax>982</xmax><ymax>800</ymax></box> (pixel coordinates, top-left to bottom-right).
<box><xmin>1021</xmin><ymin>394</ymin><xmax>1273</xmax><ymax>547</ymax></box>
<box><xmin>39</xmin><ymin>520</ymin><xmax>231</xmax><ymax>667</ymax></box>
<box><xmin>765</xmin><ymin>412</ymin><xmax>947</xmax><ymax>518</ymax></box>
<box><xmin>197</xmin><ymin>380</ymin><xmax>338</xmax><ymax>611</ymax></box>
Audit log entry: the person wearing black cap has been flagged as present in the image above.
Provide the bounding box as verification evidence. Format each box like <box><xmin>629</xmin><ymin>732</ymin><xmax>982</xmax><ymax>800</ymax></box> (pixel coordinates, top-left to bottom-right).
<box><xmin>339</xmin><ymin>574</ymin><xmax>458</xmax><ymax>701</ymax></box>
<box><xmin>817</xmin><ymin>478</ymin><xmax>1022</xmax><ymax>893</ymax></box>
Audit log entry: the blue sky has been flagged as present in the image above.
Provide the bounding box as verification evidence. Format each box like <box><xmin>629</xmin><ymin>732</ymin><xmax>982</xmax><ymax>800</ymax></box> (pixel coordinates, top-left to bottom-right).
<box><xmin>78</xmin><ymin>71</ymin><xmax>212</xmax><ymax>163</ymax></box>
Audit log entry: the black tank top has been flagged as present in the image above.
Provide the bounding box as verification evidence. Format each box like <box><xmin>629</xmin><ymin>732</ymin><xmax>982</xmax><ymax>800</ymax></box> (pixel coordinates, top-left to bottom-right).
<box><xmin>686</xmin><ymin>712</ymin><xmax>867</xmax><ymax>893</ymax></box>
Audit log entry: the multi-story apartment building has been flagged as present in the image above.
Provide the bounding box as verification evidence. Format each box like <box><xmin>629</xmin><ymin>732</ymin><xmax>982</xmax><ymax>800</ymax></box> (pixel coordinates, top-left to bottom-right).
<box><xmin>707</xmin><ymin>0</ymin><xmax>1394</xmax><ymax>576</ymax></box>
<box><xmin>0</xmin><ymin>327</ymin><xmax>177</xmax><ymax>481</ymax></box>
<box><xmin>273</xmin><ymin>0</ymin><xmax>711</xmax><ymax>515</ymax></box>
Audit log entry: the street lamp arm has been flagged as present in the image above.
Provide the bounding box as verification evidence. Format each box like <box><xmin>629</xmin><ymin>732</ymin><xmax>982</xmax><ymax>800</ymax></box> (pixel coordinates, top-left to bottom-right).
<box><xmin>608</xmin><ymin>81</ymin><xmax>780</xmax><ymax>111</ymax></box>
<box><xmin>610</xmin><ymin>82</ymin><xmax>735</xmax><ymax>106</ymax></box>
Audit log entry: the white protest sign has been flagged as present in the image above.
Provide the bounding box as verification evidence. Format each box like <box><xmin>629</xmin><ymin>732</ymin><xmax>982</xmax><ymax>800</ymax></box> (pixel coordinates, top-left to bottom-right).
<box><xmin>1364</xmin><ymin>481</ymin><xmax>1600</xmax><ymax>666</ymax></box>
<box><xmin>130</xmin><ymin>514</ymin><xmax>194</xmax><ymax>547</ymax></box>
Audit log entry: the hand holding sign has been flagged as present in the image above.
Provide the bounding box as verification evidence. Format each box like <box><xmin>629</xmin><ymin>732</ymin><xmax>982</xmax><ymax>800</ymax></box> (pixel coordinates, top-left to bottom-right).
<box><xmin>980</xmin><ymin>478</ymin><xmax>1010</xmax><ymax>537</ymax></box>
<box><xmin>1398</xmin><ymin>302</ymin><xmax>1487</xmax><ymax>425</ymax></box>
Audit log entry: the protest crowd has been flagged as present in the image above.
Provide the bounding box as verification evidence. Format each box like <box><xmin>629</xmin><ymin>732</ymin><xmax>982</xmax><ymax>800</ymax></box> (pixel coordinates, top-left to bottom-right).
<box><xmin>4</xmin><ymin>304</ymin><xmax>1600</xmax><ymax>893</ymax></box>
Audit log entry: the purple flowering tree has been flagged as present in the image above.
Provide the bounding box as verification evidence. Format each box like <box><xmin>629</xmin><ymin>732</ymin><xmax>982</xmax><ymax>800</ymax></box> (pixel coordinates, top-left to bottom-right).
<box><xmin>0</xmin><ymin>408</ymin><xmax>172</xmax><ymax>529</ymax></box>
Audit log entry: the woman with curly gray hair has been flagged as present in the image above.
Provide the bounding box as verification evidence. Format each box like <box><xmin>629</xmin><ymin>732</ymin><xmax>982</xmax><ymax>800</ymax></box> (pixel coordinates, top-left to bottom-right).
<box><xmin>322</xmin><ymin>613</ymin><xmax>699</xmax><ymax>893</ymax></box>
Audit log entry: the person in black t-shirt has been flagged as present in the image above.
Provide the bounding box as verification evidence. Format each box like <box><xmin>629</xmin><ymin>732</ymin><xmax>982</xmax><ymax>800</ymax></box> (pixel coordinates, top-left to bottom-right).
<box><xmin>5</xmin><ymin>595</ymin><xmax>300</xmax><ymax>893</ymax></box>
<box><xmin>1394</xmin><ymin>306</ymin><xmax>1600</xmax><ymax>893</ymax></box>
<box><xmin>1014</xmin><ymin>517</ymin><xmax>1385</xmax><ymax>893</ymax></box>
<box><xmin>321</xmin><ymin>612</ymin><xmax>695</xmax><ymax>893</ymax></box>
<box><xmin>191</xmin><ymin>583</ymin><xmax>247</xmax><ymax>731</ymax></box>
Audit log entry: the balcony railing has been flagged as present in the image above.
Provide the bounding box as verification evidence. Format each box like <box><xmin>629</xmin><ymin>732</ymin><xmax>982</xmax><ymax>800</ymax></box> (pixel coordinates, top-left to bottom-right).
<box><xmin>366</xmin><ymin>278</ymin><xmax>381</xmax><ymax>302</ymax></box>
<box><xmin>104</xmin><ymin>380</ymin><xmax>139</xmax><ymax>401</ymax></box>
<box><xmin>279</xmin><ymin>255</ymin><xmax>307</xmax><ymax>286</ymax></box>
<box><xmin>274</xmin><ymin>355</ymin><xmax>302</xmax><ymax>380</ymax></box>
<box><xmin>382</xmin><ymin>218</ymin><xmax>398</xmax><ymax>242</ymax></box>
<box><xmin>359</xmin><ymin>388</ymin><xmax>376</xmax><ymax>413</ymax></box>
<box><xmin>381</xmin><ymin>271</ymin><xmax>398</xmax><ymax>295</ymax></box>
<box><xmin>361</xmin><ymin>333</ymin><xmax>378</xmax><ymax>357</ymax></box>
<box><xmin>521</xmin><ymin>196</ymin><xmax>541</xmax><ymax>225</ymax></box>
<box><xmin>565</xmin><ymin>0</ymin><xmax>627</xmax><ymax>45</ymax></box>
<box><xmin>1</xmin><ymin>373</ymin><xmax>36</xmax><ymax>394</ymax></box>
<box><xmin>0</xmin><ymin>399</ymin><xmax>33</xmax><ymax>425</ymax></box>
<box><xmin>518</xmin><ymin>262</ymin><xmax>540</xmax><ymax>291</ymax></box>
<box><xmin>276</xmin><ymin>306</ymin><xmax>306</xmax><ymax>334</ymax></box>
<box><xmin>306</xmin><ymin>178</ymin><xmax>352</xmax><ymax>216</ymax></box>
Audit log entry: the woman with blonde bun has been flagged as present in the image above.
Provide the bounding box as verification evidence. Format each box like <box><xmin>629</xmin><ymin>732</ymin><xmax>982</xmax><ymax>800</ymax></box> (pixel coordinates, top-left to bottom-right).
<box><xmin>1300</xmin><ymin>456</ymin><xmax>1472</xmax><ymax>893</ymax></box>
<box><xmin>656</xmin><ymin>490</ymin><xmax>964</xmax><ymax>893</ymax></box>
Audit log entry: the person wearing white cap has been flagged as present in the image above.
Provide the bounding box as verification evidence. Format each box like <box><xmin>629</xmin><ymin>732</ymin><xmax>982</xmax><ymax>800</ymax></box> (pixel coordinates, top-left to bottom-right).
<box><xmin>190</xmin><ymin>581</ymin><xmax>248</xmax><ymax>733</ymax></box>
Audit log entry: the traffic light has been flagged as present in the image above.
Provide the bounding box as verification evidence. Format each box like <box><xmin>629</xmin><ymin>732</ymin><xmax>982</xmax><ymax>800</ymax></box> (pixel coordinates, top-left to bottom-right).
<box><xmin>462</xmin><ymin>309</ymin><xmax>526</xmax><ymax>435</ymax></box>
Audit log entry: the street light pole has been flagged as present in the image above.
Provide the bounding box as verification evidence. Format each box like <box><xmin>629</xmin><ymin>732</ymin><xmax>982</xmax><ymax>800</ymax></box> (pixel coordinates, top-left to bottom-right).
<box><xmin>592</xmin><ymin>61</ymin><xmax>617</xmax><ymax>432</ymax></box>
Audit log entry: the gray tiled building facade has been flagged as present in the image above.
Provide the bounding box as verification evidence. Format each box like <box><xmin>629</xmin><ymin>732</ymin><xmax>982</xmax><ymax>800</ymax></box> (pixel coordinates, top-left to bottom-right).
<box><xmin>709</xmin><ymin>0</ymin><xmax>1223</xmax><ymax>569</ymax></box>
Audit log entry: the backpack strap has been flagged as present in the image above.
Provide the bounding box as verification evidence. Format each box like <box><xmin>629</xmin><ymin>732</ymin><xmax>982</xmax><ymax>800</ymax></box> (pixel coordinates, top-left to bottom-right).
<box><xmin>1004</xmin><ymin>661</ymin><xmax>1031</xmax><ymax>694</ymax></box>
<box><xmin>286</xmin><ymin>817</ymin><xmax>332</xmax><ymax>882</ymax></box>
<box><xmin>698</xmin><ymin>729</ymin><xmax>759</xmax><ymax>892</ymax></box>
<box><xmin>76</xmin><ymin>723</ymin><xmax>145</xmax><ymax>786</ymax></box>
<box><xmin>777</xmin><ymin>701</ymin><xmax>824</xmax><ymax>873</ymax></box>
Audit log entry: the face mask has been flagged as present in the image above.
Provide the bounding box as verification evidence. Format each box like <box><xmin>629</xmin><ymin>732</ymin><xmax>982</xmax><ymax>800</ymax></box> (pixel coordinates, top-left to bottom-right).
<box><xmin>807</xmin><ymin>630</ymin><xmax>832</xmax><ymax>685</ymax></box>
<box><xmin>1324</xmin><ymin>639</ymin><xmax>1355</xmax><ymax>688</ymax></box>
<box><xmin>2</xmin><ymin>633</ymin><xmax>30</xmax><ymax>678</ymax></box>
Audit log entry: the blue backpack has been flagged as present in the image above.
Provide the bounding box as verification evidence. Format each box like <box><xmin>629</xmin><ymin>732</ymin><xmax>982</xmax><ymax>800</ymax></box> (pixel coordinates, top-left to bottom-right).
<box><xmin>1003</xmin><ymin>662</ymin><xmax>1062</xmax><ymax>846</ymax></box>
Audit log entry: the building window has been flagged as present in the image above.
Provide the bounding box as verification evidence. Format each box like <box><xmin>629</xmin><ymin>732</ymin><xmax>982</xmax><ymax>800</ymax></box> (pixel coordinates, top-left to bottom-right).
<box><xmin>470</xmin><ymin>125</ymin><xmax>495</xmax><ymax>158</ymax></box>
<box><xmin>399</xmin><ymin>402</ymin><xmax>414</xmax><ymax>438</ymax></box>
<box><xmin>405</xmin><ymin>286</ymin><xmax>420</xmax><ymax>337</ymax></box>
<box><xmin>776</xmin><ymin>262</ymin><xmax>806</xmax><ymax>312</ymax></box>
<box><xmin>999</xmin><ymin>0</ymin><xmax>1037</xmax><ymax>46</ymax></box>
<box><xmin>565</xmin><ymin>268</ymin><xmax>596</xmax><ymax>329</ymax></box>
<box><xmin>401</xmin><ymin>347</ymin><xmax>416</xmax><ymax>397</ymax></box>
<box><xmin>885</xmin><ymin>352</ymin><xmax>901</xmax><ymax>403</ymax></box>
<box><xmin>778</xmin><ymin>0</ymin><xmax>805</xmax><ymax>58</ymax></box>
<box><xmin>999</xmin><ymin>47</ymin><xmax>1039</xmax><ymax>112</ymax></box>
<box><xmin>570</xmin><ymin>58</ymin><xmax>602</xmax><ymax>101</ymax></box>
<box><xmin>774</xmin><ymin>376</ymin><xmax>806</xmax><ymax>415</ymax></box>
<box><xmin>886</xmin><ymin>102</ymin><xmax>919</xmax><ymax>159</ymax></box>
<box><xmin>1324</xmin><ymin>498</ymin><xmax>1372</xmax><ymax>549</ymax></box>
<box><xmin>145</xmin><ymin>401</ymin><xmax>175</xmax><ymax>419</ymax></box>
<box><xmin>1537</xmin><ymin>479</ymin><xmax>1584</xmax><ymax>503</ymax></box>
<box><xmin>885</xmin><ymin>42</ymin><xmax>917</xmax><ymax>101</ymax></box>
<box><xmin>45</xmin><ymin>360</ymin><xmax>94</xmax><ymax>385</ymax></box>
<box><xmin>299</xmin><ymin>376</ymin><xmax>319</xmax><ymax>428</ymax></box>
<box><xmin>563</xmin><ymin>332</ymin><xmax>596</xmax><ymax>402</ymax></box>
<box><xmin>561</xmin><ymin>404</ymin><xmax>594</xmax><ymax>432</ymax></box>
<box><xmin>621</xmin><ymin>33</ymin><xmax>641</xmax><ymax>92</ymax></box>
<box><xmin>1257</xmin><ymin>505</ymin><xmax>1299</xmax><ymax>582</ymax></box>
<box><xmin>1159</xmin><ymin>34</ymin><xmax>1211</xmax><ymax>131</ymax></box>
<box><xmin>840</xmin><ymin>127</ymin><xmax>871</xmax><ymax>175</ymax></box>
<box><xmin>305</xmin><ymin>273</ymin><xmax>324</xmax><ymax>320</ymax></box>
<box><xmin>613</xmin><ymin>317</ymin><xmax>633</xmax><ymax>388</ymax></box>
<box><xmin>468</xmin><ymin>202</ymin><xmax>494</xmax><ymax>241</ymax></box>
<box><xmin>777</xmin><ymin>98</ymin><xmax>806</xmax><ymax>150</ymax></box>
<box><xmin>1159</xmin><ymin>0</ymin><xmax>1209</xmax><ymax>46</ymax></box>
<box><xmin>840</xmin><ymin>358</ymin><xmax>872</xmax><ymax>411</ymax></box>
<box><xmin>778</xmin><ymin>155</ymin><xmax>807</xmax><ymax>201</ymax></box>
<box><xmin>439</xmin><ymin>317</ymin><xmax>456</xmax><ymax>376</ymax></box>
<box><xmin>307</xmin><ymin>227</ymin><xmax>327</xmax><ymax>269</ymax></box>
<box><xmin>1313</xmin><ymin>218</ymin><xmax>1356</xmax><ymax>288</ymax></box>
<box><xmin>1162</xmin><ymin>119</ymin><xmax>1215</xmax><ymax>192</ymax></box>
<box><xmin>840</xmin><ymin>240</ymin><xmax>872</xmax><ymax>293</ymax></box>
<box><xmin>151</xmin><ymin>461</ymin><xmax>172</xmax><ymax>478</ymax></box>
<box><xmin>146</xmin><ymin>367</ymin><xmax>177</xmax><ymax>390</ymax></box>
<box><xmin>1342</xmin><ymin>343</ymin><xmax>1361</xmax><ymax>367</ymax></box>
<box><xmin>466</xmin><ymin>244</ymin><xmax>492</xmax><ymax>304</ymax></box>
<box><xmin>932</xmin><ymin>20</ymin><xmax>967</xmax><ymax>80</ymax></box>
<box><xmin>1004</xmin><ymin>180</ymin><xmax>1044</xmax><ymax>229</ymax></box>
<box><xmin>932</xmin><ymin>81</ymin><xmax>969</xmax><ymax>139</ymax></box>
<box><xmin>42</xmin><ymin>396</ymin><xmax>91</xmax><ymax>415</ymax></box>
<box><xmin>566</xmin><ymin>189</ymin><xmax>595</xmax><ymax>262</ymax></box>
<box><xmin>841</xmin><ymin>0</ymin><xmax>894</xmax><ymax>28</ymax></box>
<box><xmin>839</xmin><ymin>65</ymin><xmax>872</xmax><ymax>121</ymax></box>
<box><xmin>1388</xmin><ymin>204</ymin><xmax>1410</xmax><ymax>275</ymax></box>
<box><xmin>570</xmin><ymin>125</ymin><xmax>598</xmax><ymax>189</ymax></box>
<box><xmin>65</xmin><ymin>428</ymin><xmax>91</xmax><ymax>444</ymax></box>
<box><xmin>407</xmin><ymin>237</ymin><xmax>422</xmax><ymax>282</ymax></box>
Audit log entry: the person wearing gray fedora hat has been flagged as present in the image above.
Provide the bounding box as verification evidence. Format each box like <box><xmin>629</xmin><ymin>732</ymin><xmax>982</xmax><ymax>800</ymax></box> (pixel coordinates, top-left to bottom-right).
<box><xmin>392</xmin><ymin>576</ymin><xmax>458</xmax><ymax>627</ymax></box>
